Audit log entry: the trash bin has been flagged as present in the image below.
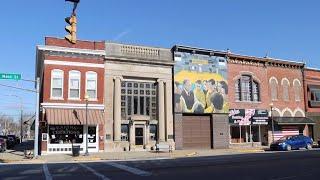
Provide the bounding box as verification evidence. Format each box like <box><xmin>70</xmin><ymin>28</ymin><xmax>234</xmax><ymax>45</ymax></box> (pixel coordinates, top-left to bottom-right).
<box><xmin>72</xmin><ymin>145</ymin><xmax>80</xmax><ymax>157</ymax></box>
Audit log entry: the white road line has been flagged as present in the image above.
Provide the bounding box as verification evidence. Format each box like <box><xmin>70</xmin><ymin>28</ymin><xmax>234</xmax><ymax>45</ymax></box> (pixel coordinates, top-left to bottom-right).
<box><xmin>106</xmin><ymin>162</ymin><xmax>152</xmax><ymax>176</ymax></box>
<box><xmin>43</xmin><ymin>164</ymin><xmax>53</xmax><ymax>180</ymax></box>
<box><xmin>78</xmin><ymin>163</ymin><xmax>110</xmax><ymax>180</ymax></box>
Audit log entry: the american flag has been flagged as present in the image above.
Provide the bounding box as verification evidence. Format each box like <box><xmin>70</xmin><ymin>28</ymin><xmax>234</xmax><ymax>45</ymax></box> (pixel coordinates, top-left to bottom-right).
<box><xmin>273</xmin><ymin>126</ymin><xmax>299</xmax><ymax>141</ymax></box>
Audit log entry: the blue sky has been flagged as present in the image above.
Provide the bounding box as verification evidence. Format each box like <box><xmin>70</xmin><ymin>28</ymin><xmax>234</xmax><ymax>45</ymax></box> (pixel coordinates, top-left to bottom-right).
<box><xmin>0</xmin><ymin>0</ymin><xmax>319</xmax><ymax>120</ymax></box>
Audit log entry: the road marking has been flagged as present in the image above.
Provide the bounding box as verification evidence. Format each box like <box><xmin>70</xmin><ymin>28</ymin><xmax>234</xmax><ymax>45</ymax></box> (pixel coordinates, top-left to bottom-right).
<box><xmin>106</xmin><ymin>162</ymin><xmax>152</xmax><ymax>176</ymax></box>
<box><xmin>78</xmin><ymin>163</ymin><xmax>110</xmax><ymax>180</ymax></box>
<box><xmin>43</xmin><ymin>164</ymin><xmax>53</xmax><ymax>180</ymax></box>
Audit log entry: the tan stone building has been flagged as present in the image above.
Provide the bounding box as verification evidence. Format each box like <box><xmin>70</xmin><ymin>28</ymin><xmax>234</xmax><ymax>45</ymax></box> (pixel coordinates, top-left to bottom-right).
<box><xmin>104</xmin><ymin>43</ymin><xmax>175</xmax><ymax>151</ymax></box>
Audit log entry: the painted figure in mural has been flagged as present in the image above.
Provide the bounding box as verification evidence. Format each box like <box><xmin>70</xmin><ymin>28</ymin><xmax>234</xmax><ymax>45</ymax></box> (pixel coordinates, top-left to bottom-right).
<box><xmin>205</xmin><ymin>79</ymin><xmax>216</xmax><ymax>110</ymax></box>
<box><xmin>194</xmin><ymin>80</ymin><xmax>206</xmax><ymax>109</ymax></box>
<box><xmin>174</xmin><ymin>82</ymin><xmax>183</xmax><ymax>112</ymax></box>
<box><xmin>181</xmin><ymin>79</ymin><xmax>195</xmax><ymax>111</ymax></box>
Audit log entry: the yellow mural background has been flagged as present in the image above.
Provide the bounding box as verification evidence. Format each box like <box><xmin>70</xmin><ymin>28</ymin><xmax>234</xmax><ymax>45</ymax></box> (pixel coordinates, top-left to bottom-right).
<box><xmin>175</xmin><ymin>70</ymin><xmax>226</xmax><ymax>83</ymax></box>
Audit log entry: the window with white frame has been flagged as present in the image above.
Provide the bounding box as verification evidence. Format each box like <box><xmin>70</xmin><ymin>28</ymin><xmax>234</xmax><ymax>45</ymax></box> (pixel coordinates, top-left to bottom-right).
<box><xmin>86</xmin><ymin>71</ymin><xmax>97</xmax><ymax>99</ymax></box>
<box><xmin>235</xmin><ymin>75</ymin><xmax>260</xmax><ymax>102</ymax></box>
<box><xmin>282</xmin><ymin>79</ymin><xmax>290</xmax><ymax>101</ymax></box>
<box><xmin>270</xmin><ymin>78</ymin><xmax>278</xmax><ymax>101</ymax></box>
<box><xmin>69</xmin><ymin>70</ymin><xmax>80</xmax><ymax>99</ymax></box>
<box><xmin>51</xmin><ymin>69</ymin><xmax>63</xmax><ymax>98</ymax></box>
<box><xmin>293</xmin><ymin>80</ymin><xmax>301</xmax><ymax>101</ymax></box>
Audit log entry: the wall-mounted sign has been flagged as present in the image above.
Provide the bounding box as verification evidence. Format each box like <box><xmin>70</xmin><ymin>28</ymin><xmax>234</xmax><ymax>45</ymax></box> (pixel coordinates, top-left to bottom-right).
<box><xmin>229</xmin><ymin>109</ymin><xmax>269</xmax><ymax>125</ymax></box>
<box><xmin>174</xmin><ymin>52</ymin><xmax>228</xmax><ymax>114</ymax></box>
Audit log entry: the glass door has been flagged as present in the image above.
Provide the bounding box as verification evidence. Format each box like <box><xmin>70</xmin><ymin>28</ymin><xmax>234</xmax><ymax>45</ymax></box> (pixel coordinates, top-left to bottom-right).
<box><xmin>135</xmin><ymin>127</ymin><xmax>144</xmax><ymax>145</ymax></box>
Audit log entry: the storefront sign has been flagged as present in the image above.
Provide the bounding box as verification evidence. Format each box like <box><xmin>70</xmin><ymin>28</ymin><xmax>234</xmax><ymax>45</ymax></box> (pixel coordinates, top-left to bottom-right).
<box><xmin>49</xmin><ymin>125</ymin><xmax>83</xmax><ymax>136</ymax></box>
<box><xmin>229</xmin><ymin>109</ymin><xmax>269</xmax><ymax>125</ymax></box>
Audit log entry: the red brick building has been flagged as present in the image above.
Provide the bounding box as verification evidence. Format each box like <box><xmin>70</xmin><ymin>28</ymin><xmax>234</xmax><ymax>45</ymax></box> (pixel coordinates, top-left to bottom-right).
<box><xmin>304</xmin><ymin>68</ymin><xmax>320</xmax><ymax>144</ymax></box>
<box><xmin>35</xmin><ymin>37</ymin><xmax>106</xmax><ymax>154</ymax></box>
<box><xmin>228</xmin><ymin>53</ymin><xmax>314</xmax><ymax>146</ymax></box>
<box><xmin>228</xmin><ymin>54</ymin><xmax>270</xmax><ymax>145</ymax></box>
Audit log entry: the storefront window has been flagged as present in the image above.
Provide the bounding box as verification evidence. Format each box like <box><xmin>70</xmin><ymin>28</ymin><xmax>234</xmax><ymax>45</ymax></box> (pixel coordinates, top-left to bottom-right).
<box><xmin>121</xmin><ymin>81</ymin><xmax>157</xmax><ymax>120</ymax></box>
<box><xmin>121</xmin><ymin>124</ymin><xmax>129</xmax><ymax>141</ymax></box>
<box><xmin>88</xmin><ymin>126</ymin><xmax>96</xmax><ymax>143</ymax></box>
<box><xmin>49</xmin><ymin>125</ymin><xmax>83</xmax><ymax>144</ymax></box>
<box><xmin>149</xmin><ymin>124</ymin><xmax>157</xmax><ymax>141</ymax></box>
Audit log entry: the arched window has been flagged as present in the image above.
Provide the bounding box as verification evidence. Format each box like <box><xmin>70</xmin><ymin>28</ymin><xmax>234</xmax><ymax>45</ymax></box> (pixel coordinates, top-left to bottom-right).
<box><xmin>51</xmin><ymin>69</ymin><xmax>64</xmax><ymax>99</ymax></box>
<box><xmin>235</xmin><ymin>75</ymin><xmax>260</xmax><ymax>102</ymax></box>
<box><xmin>282</xmin><ymin>79</ymin><xmax>290</xmax><ymax>101</ymax></box>
<box><xmin>86</xmin><ymin>71</ymin><xmax>97</xmax><ymax>99</ymax></box>
<box><xmin>283</xmin><ymin>110</ymin><xmax>292</xmax><ymax>117</ymax></box>
<box><xmin>269</xmin><ymin>78</ymin><xmax>278</xmax><ymax>101</ymax></box>
<box><xmin>293</xmin><ymin>80</ymin><xmax>301</xmax><ymax>101</ymax></box>
<box><xmin>69</xmin><ymin>70</ymin><xmax>81</xmax><ymax>99</ymax></box>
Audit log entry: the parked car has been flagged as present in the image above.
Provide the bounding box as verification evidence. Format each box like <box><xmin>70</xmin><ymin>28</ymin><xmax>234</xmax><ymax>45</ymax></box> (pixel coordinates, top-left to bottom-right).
<box><xmin>7</xmin><ymin>135</ymin><xmax>20</xmax><ymax>145</ymax></box>
<box><xmin>0</xmin><ymin>138</ymin><xmax>7</xmax><ymax>152</ymax></box>
<box><xmin>270</xmin><ymin>135</ymin><xmax>313</xmax><ymax>151</ymax></box>
<box><xmin>6</xmin><ymin>136</ymin><xmax>16</xmax><ymax>149</ymax></box>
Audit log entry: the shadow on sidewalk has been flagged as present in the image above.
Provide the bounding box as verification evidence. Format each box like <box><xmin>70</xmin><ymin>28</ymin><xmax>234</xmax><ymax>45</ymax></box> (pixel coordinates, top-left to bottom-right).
<box><xmin>6</xmin><ymin>140</ymin><xmax>34</xmax><ymax>157</ymax></box>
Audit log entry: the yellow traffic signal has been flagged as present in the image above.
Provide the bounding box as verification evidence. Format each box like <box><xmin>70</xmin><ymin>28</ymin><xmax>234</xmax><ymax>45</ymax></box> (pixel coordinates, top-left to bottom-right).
<box><xmin>65</xmin><ymin>15</ymin><xmax>77</xmax><ymax>44</ymax></box>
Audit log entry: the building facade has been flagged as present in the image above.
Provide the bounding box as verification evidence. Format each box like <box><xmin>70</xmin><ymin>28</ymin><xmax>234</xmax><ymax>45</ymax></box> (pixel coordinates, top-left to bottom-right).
<box><xmin>104</xmin><ymin>42</ymin><xmax>175</xmax><ymax>151</ymax></box>
<box><xmin>228</xmin><ymin>54</ymin><xmax>270</xmax><ymax>146</ymax></box>
<box><xmin>304</xmin><ymin>68</ymin><xmax>320</xmax><ymax>144</ymax></box>
<box><xmin>36</xmin><ymin>37</ymin><xmax>106</xmax><ymax>154</ymax></box>
<box><xmin>172</xmin><ymin>46</ymin><xmax>229</xmax><ymax>150</ymax></box>
<box><xmin>35</xmin><ymin>37</ymin><xmax>320</xmax><ymax>154</ymax></box>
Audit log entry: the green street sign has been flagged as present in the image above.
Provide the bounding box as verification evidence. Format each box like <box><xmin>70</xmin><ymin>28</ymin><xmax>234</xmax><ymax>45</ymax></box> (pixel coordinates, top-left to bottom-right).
<box><xmin>0</xmin><ymin>73</ymin><xmax>21</xmax><ymax>80</ymax></box>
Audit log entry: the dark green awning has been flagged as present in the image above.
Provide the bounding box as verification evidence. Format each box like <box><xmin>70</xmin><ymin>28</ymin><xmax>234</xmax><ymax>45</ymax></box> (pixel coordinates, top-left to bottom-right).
<box><xmin>273</xmin><ymin>117</ymin><xmax>315</xmax><ymax>125</ymax></box>
<box><xmin>31</xmin><ymin>120</ymin><xmax>35</xmax><ymax>130</ymax></box>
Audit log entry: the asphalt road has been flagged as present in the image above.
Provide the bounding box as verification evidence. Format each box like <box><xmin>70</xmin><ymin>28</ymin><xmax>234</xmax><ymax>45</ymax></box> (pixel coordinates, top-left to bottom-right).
<box><xmin>1</xmin><ymin>150</ymin><xmax>320</xmax><ymax>180</ymax></box>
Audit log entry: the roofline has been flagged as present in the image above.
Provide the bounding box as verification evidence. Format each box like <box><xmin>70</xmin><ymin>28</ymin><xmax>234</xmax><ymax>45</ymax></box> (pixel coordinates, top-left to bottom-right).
<box><xmin>305</xmin><ymin>67</ymin><xmax>320</xmax><ymax>72</ymax></box>
<box><xmin>45</xmin><ymin>36</ymin><xmax>105</xmax><ymax>44</ymax></box>
<box><xmin>106</xmin><ymin>41</ymin><xmax>170</xmax><ymax>51</ymax></box>
<box><xmin>172</xmin><ymin>45</ymin><xmax>227</xmax><ymax>56</ymax></box>
<box><xmin>37</xmin><ymin>45</ymin><xmax>105</xmax><ymax>56</ymax></box>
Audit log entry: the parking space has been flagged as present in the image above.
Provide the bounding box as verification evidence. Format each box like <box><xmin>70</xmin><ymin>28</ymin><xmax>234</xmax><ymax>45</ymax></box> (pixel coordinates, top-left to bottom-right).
<box><xmin>0</xmin><ymin>164</ymin><xmax>45</xmax><ymax>180</ymax></box>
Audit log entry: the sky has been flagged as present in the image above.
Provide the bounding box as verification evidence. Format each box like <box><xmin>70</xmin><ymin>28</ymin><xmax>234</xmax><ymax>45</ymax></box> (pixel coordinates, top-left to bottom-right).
<box><xmin>0</xmin><ymin>0</ymin><xmax>319</xmax><ymax>121</ymax></box>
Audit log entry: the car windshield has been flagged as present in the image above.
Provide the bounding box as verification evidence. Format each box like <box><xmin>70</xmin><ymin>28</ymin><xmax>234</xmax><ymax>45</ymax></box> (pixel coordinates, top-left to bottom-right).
<box><xmin>279</xmin><ymin>136</ymin><xmax>292</xmax><ymax>141</ymax></box>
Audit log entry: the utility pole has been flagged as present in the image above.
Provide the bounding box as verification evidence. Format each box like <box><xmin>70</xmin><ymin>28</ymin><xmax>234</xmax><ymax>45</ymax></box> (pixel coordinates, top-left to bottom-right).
<box><xmin>34</xmin><ymin>77</ymin><xmax>40</xmax><ymax>158</ymax></box>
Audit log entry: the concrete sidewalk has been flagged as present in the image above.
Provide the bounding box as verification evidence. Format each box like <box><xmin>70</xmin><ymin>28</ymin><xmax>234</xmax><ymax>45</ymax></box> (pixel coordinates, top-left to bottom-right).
<box><xmin>0</xmin><ymin>146</ymin><xmax>267</xmax><ymax>164</ymax></box>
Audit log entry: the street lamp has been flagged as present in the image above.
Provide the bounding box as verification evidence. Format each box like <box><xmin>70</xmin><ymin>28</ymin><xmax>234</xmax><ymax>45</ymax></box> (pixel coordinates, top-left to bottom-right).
<box><xmin>269</xmin><ymin>103</ymin><xmax>275</xmax><ymax>143</ymax></box>
<box><xmin>84</xmin><ymin>94</ymin><xmax>89</xmax><ymax>156</ymax></box>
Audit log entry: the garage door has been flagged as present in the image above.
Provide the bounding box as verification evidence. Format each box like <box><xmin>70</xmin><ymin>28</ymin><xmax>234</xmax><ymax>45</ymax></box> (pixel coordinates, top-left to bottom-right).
<box><xmin>182</xmin><ymin>116</ymin><xmax>211</xmax><ymax>149</ymax></box>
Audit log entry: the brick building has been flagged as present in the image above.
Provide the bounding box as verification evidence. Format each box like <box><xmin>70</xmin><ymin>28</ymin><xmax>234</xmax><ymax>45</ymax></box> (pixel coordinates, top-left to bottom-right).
<box><xmin>228</xmin><ymin>54</ymin><xmax>270</xmax><ymax>146</ymax></box>
<box><xmin>304</xmin><ymin>68</ymin><xmax>320</xmax><ymax>144</ymax></box>
<box><xmin>228</xmin><ymin>53</ymin><xmax>315</xmax><ymax>146</ymax></box>
<box><xmin>35</xmin><ymin>37</ymin><xmax>105</xmax><ymax>154</ymax></box>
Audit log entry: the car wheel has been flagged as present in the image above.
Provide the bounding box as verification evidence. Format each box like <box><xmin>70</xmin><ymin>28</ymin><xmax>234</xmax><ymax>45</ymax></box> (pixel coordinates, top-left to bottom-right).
<box><xmin>286</xmin><ymin>145</ymin><xmax>292</xmax><ymax>151</ymax></box>
<box><xmin>306</xmin><ymin>143</ymin><xmax>312</xmax><ymax>150</ymax></box>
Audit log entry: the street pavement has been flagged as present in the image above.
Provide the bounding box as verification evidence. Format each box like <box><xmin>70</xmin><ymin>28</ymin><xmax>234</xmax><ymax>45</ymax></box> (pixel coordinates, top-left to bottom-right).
<box><xmin>1</xmin><ymin>149</ymin><xmax>320</xmax><ymax>180</ymax></box>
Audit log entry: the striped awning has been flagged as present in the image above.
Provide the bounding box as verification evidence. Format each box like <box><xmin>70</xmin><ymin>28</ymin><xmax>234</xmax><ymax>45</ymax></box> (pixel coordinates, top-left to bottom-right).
<box><xmin>273</xmin><ymin>117</ymin><xmax>315</xmax><ymax>125</ymax></box>
<box><xmin>46</xmin><ymin>108</ymin><xmax>104</xmax><ymax>125</ymax></box>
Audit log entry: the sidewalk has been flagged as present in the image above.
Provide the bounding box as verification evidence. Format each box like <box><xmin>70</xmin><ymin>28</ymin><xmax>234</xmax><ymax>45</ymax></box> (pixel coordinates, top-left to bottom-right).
<box><xmin>0</xmin><ymin>144</ymin><xmax>267</xmax><ymax>164</ymax></box>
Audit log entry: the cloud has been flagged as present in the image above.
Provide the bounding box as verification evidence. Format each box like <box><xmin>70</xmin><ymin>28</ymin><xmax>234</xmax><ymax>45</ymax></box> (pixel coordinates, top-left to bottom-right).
<box><xmin>113</xmin><ymin>29</ymin><xmax>131</xmax><ymax>41</ymax></box>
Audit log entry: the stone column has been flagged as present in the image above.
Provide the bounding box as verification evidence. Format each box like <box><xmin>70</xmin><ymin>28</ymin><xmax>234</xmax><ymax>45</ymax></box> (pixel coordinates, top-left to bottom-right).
<box><xmin>114</xmin><ymin>76</ymin><xmax>122</xmax><ymax>142</ymax></box>
<box><xmin>158</xmin><ymin>79</ymin><xmax>165</xmax><ymax>142</ymax></box>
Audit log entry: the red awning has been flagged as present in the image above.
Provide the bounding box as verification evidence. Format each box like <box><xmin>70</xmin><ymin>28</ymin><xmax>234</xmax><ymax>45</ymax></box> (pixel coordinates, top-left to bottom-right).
<box><xmin>46</xmin><ymin>108</ymin><xmax>104</xmax><ymax>125</ymax></box>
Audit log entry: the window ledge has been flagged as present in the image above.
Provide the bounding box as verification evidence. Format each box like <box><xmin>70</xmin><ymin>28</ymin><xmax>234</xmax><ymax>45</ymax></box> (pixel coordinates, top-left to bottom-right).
<box><xmin>235</xmin><ymin>101</ymin><xmax>262</xmax><ymax>104</ymax></box>
<box><xmin>68</xmin><ymin>98</ymin><xmax>81</xmax><ymax>101</ymax></box>
<box><xmin>50</xmin><ymin>97</ymin><xmax>64</xmax><ymax>100</ymax></box>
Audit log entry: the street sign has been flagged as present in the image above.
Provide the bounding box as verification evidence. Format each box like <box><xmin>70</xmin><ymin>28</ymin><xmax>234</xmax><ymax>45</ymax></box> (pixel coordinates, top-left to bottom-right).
<box><xmin>0</xmin><ymin>73</ymin><xmax>21</xmax><ymax>80</ymax></box>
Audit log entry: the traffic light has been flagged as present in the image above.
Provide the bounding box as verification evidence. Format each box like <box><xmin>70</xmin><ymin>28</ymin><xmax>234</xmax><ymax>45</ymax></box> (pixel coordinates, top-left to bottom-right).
<box><xmin>65</xmin><ymin>15</ymin><xmax>77</xmax><ymax>44</ymax></box>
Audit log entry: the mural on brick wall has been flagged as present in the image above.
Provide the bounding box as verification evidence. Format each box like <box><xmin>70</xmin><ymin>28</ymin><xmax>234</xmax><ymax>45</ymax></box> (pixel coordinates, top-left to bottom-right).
<box><xmin>174</xmin><ymin>52</ymin><xmax>228</xmax><ymax>113</ymax></box>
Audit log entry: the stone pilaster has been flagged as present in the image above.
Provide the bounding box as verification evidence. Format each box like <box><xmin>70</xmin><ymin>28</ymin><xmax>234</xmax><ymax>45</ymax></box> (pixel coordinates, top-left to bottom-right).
<box><xmin>158</xmin><ymin>79</ymin><xmax>165</xmax><ymax>142</ymax></box>
<box><xmin>114</xmin><ymin>76</ymin><xmax>122</xmax><ymax>142</ymax></box>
